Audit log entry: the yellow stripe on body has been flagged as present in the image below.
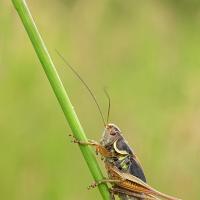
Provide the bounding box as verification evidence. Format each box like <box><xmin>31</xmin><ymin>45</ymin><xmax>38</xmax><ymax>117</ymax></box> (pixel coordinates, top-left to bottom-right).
<box><xmin>113</xmin><ymin>140</ymin><xmax>129</xmax><ymax>155</ymax></box>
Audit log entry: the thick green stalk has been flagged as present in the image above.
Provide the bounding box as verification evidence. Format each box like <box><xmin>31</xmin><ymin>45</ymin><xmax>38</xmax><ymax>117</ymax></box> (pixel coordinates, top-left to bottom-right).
<box><xmin>11</xmin><ymin>0</ymin><xmax>110</xmax><ymax>199</ymax></box>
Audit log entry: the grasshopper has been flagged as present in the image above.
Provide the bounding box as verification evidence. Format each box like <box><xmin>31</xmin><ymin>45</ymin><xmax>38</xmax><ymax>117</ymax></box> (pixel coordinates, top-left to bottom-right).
<box><xmin>57</xmin><ymin>52</ymin><xmax>182</xmax><ymax>200</ymax></box>
<box><xmin>72</xmin><ymin>123</ymin><xmax>182</xmax><ymax>200</ymax></box>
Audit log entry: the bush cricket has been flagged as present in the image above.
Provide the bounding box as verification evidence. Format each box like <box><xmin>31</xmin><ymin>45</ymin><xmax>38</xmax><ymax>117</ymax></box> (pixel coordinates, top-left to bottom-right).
<box><xmin>57</xmin><ymin>52</ymin><xmax>182</xmax><ymax>200</ymax></box>
<box><xmin>71</xmin><ymin>124</ymin><xmax>181</xmax><ymax>200</ymax></box>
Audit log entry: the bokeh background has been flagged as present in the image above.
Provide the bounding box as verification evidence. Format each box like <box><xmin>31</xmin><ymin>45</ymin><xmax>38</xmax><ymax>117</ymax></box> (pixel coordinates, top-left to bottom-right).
<box><xmin>1</xmin><ymin>0</ymin><xmax>200</xmax><ymax>199</ymax></box>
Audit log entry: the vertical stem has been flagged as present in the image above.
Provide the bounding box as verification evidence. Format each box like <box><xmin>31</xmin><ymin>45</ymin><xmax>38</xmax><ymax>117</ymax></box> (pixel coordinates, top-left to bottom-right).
<box><xmin>11</xmin><ymin>0</ymin><xmax>110</xmax><ymax>199</ymax></box>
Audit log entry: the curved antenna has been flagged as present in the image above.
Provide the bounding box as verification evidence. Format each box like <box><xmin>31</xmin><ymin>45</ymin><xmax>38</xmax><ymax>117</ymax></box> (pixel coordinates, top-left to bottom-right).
<box><xmin>103</xmin><ymin>87</ymin><xmax>111</xmax><ymax>124</ymax></box>
<box><xmin>56</xmin><ymin>50</ymin><xmax>106</xmax><ymax>127</ymax></box>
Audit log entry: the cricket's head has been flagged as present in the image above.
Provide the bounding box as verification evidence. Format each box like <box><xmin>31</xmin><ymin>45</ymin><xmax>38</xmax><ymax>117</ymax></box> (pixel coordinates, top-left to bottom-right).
<box><xmin>100</xmin><ymin>123</ymin><xmax>122</xmax><ymax>147</ymax></box>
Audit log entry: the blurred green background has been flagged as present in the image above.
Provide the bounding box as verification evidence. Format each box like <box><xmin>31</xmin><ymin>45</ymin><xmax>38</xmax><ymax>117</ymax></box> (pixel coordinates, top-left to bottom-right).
<box><xmin>1</xmin><ymin>0</ymin><xmax>200</xmax><ymax>199</ymax></box>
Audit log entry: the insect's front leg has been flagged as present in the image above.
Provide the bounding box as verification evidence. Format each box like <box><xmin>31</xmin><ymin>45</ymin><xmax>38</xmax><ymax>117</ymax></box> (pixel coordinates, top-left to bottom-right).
<box><xmin>69</xmin><ymin>134</ymin><xmax>112</xmax><ymax>157</ymax></box>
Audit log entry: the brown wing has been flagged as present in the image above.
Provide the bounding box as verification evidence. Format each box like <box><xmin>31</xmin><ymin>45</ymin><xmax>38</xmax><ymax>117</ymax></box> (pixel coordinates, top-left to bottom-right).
<box><xmin>107</xmin><ymin>164</ymin><xmax>182</xmax><ymax>200</ymax></box>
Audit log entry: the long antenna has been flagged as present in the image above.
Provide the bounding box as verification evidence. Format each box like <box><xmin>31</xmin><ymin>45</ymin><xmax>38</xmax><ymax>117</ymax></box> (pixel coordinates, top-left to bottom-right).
<box><xmin>103</xmin><ymin>87</ymin><xmax>111</xmax><ymax>124</ymax></box>
<box><xmin>56</xmin><ymin>50</ymin><xmax>106</xmax><ymax>127</ymax></box>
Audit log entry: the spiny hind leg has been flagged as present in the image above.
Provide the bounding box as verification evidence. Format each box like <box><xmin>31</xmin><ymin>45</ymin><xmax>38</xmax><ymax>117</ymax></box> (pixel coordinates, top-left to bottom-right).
<box><xmin>111</xmin><ymin>187</ymin><xmax>158</xmax><ymax>200</ymax></box>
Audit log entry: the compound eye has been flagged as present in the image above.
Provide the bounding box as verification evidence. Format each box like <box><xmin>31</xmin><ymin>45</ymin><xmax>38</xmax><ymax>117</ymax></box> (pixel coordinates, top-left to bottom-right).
<box><xmin>110</xmin><ymin>131</ymin><xmax>116</xmax><ymax>136</ymax></box>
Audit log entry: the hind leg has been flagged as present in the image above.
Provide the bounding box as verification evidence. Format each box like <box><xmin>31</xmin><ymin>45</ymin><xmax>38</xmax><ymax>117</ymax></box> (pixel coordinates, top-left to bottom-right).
<box><xmin>111</xmin><ymin>187</ymin><xmax>158</xmax><ymax>200</ymax></box>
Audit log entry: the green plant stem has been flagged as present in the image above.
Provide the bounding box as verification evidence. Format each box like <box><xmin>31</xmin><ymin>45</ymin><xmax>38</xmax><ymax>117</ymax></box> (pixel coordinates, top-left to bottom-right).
<box><xmin>11</xmin><ymin>0</ymin><xmax>110</xmax><ymax>199</ymax></box>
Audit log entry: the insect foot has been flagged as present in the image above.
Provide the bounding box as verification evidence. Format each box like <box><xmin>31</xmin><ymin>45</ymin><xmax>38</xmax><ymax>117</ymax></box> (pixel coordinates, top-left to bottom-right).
<box><xmin>87</xmin><ymin>182</ymin><xmax>98</xmax><ymax>190</ymax></box>
<box><xmin>87</xmin><ymin>177</ymin><xmax>109</xmax><ymax>190</ymax></box>
<box><xmin>68</xmin><ymin>134</ymin><xmax>81</xmax><ymax>144</ymax></box>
